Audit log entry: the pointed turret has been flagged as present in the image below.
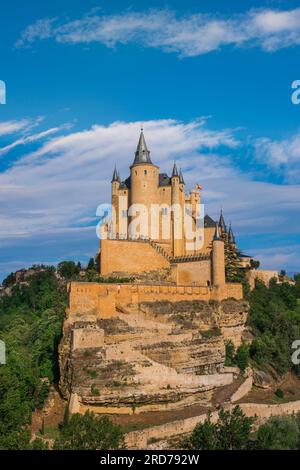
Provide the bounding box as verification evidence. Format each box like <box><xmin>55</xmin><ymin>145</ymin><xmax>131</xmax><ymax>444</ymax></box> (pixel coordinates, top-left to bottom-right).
<box><xmin>219</xmin><ymin>209</ymin><xmax>227</xmax><ymax>233</ymax></box>
<box><xmin>213</xmin><ymin>221</ymin><xmax>221</xmax><ymax>241</ymax></box>
<box><xmin>179</xmin><ymin>169</ymin><xmax>185</xmax><ymax>185</ymax></box>
<box><xmin>111</xmin><ymin>165</ymin><xmax>119</xmax><ymax>183</ymax></box>
<box><xmin>228</xmin><ymin>223</ymin><xmax>236</xmax><ymax>244</ymax></box>
<box><xmin>172</xmin><ymin>161</ymin><xmax>179</xmax><ymax>178</ymax></box>
<box><xmin>132</xmin><ymin>128</ymin><xmax>152</xmax><ymax>165</ymax></box>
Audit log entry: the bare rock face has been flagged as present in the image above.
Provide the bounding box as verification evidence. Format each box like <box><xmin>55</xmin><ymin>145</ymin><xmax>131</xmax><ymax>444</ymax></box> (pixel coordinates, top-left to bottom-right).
<box><xmin>59</xmin><ymin>299</ymin><xmax>249</xmax><ymax>413</ymax></box>
<box><xmin>253</xmin><ymin>369</ymin><xmax>273</xmax><ymax>389</ymax></box>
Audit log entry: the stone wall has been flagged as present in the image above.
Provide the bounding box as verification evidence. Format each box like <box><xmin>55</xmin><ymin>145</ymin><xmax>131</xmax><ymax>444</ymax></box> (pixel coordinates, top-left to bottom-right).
<box><xmin>170</xmin><ymin>259</ymin><xmax>211</xmax><ymax>286</ymax></box>
<box><xmin>125</xmin><ymin>399</ymin><xmax>300</xmax><ymax>449</ymax></box>
<box><xmin>67</xmin><ymin>281</ymin><xmax>244</xmax><ymax>319</ymax></box>
<box><xmin>100</xmin><ymin>239</ymin><xmax>169</xmax><ymax>275</ymax></box>
<box><xmin>247</xmin><ymin>269</ymin><xmax>279</xmax><ymax>290</ymax></box>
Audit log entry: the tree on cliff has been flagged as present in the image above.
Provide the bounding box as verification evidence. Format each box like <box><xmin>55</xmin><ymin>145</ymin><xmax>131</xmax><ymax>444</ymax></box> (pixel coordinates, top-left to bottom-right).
<box><xmin>54</xmin><ymin>411</ymin><xmax>124</xmax><ymax>450</ymax></box>
<box><xmin>184</xmin><ymin>406</ymin><xmax>254</xmax><ymax>450</ymax></box>
<box><xmin>0</xmin><ymin>268</ymin><xmax>66</xmax><ymax>449</ymax></box>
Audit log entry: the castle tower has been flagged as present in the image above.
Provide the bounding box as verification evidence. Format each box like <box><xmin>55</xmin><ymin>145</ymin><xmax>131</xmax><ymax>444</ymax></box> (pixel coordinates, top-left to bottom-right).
<box><xmin>171</xmin><ymin>162</ymin><xmax>183</xmax><ymax>256</ymax></box>
<box><xmin>111</xmin><ymin>165</ymin><xmax>120</xmax><ymax>238</ymax></box>
<box><xmin>212</xmin><ymin>222</ymin><xmax>225</xmax><ymax>287</ymax></box>
<box><xmin>129</xmin><ymin>129</ymin><xmax>159</xmax><ymax>239</ymax></box>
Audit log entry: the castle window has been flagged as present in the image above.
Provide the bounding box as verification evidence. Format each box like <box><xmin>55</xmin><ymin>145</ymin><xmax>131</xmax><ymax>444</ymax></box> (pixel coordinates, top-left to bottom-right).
<box><xmin>122</xmin><ymin>210</ymin><xmax>127</xmax><ymax>218</ymax></box>
<box><xmin>161</xmin><ymin>208</ymin><xmax>168</xmax><ymax>216</ymax></box>
<box><xmin>144</xmin><ymin>170</ymin><xmax>147</xmax><ymax>175</ymax></box>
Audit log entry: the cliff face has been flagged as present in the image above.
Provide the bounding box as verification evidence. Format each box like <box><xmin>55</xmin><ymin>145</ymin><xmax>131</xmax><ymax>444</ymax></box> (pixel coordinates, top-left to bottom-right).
<box><xmin>59</xmin><ymin>299</ymin><xmax>248</xmax><ymax>414</ymax></box>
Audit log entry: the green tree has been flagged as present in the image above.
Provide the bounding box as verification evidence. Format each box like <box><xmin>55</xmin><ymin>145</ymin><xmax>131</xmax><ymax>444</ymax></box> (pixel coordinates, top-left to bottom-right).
<box><xmin>87</xmin><ymin>257</ymin><xmax>96</xmax><ymax>271</ymax></box>
<box><xmin>184</xmin><ymin>406</ymin><xmax>254</xmax><ymax>450</ymax></box>
<box><xmin>255</xmin><ymin>416</ymin><xmax>299</xmax><ymax>450</ymax></box>
<box><xmin>225</xmin><ymin>341</ymin><xmax>235</xmax><ymax>366</ymax></box>
<box><xmin>57</xmin><ymin>261</ymin><xmax>80</xmax><ymax>280</ymax></box>
<box><xmin>2</xmin><ymin>272</ymin><xmax>16</xmax><ymax>288</ymax></box>
<box><xmin>235</xmin><ymin>343</ymin><xmax>249</xmax><ymax>372</ymax></box>
<box><xmin>54</xmin><ymin>411</ymin><xmax>124</xmax><ymax>450</ymax></box>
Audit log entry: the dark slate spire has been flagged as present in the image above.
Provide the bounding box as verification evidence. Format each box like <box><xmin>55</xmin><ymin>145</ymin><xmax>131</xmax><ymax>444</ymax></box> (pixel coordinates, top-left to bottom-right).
<box><xmin>172</xmin><ymin>161</ymin><xmax>179</xmax><ymax>178</ymax></box>
<box><xmin>228</xmin><ymin>223</ymin><xmax>236</xmax><ymax>244</ymax></box>
<box><xmin>179</xmin><ymin>169</ymin><xmax>185</xmax><ymax>184</ymax></box>
<box><xmin>132</xmin><ymin>128</ymin><xmax>152</xmax><ymax>165</ymax></box>
<box><xmin>213</xmin><ymin>221</ymin><xmax>221</xmax><ymax>241</ymax></box>
<box><xmin>111</xmin><ymin>164</ymin><xmax>119</xmax><ymax>183</ymax></box>
<box><xmin>219</xmin><ymin>208</ymin><xmax>227</xmax><ymax>233</ymax></box>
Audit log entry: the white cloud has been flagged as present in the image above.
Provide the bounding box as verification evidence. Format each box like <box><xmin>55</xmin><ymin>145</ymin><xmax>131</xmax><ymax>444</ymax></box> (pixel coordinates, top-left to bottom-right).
<box><xmin>0</xmin><ymin>117</ymin><xmax>300</xmax><ymax>277</ymax></box>
<box><xmin>15</xmin><ymin>7</ymin><xmax>300</xmax><ymax>57</ymax></box>
<box><xmin>0</xmin><ymin>124</ymin><xmax>70</xmax><ymax>156</ymax></box>
<box><xmin>254</xmin><ymin>131</ymin><xmax>300</xmax><ymax>183</ymax></box>
<box><xmin>0</xmin><ymin>119</ymin><xmax>32</xmax><ymax>136</ymax></box>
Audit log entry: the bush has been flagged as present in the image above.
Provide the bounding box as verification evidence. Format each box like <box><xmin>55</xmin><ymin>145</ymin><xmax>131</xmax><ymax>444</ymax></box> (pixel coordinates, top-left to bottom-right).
<box><xmin>184</xmin><ymin>406</ymin><xmax>254</xmax><ymax>450</ymax></box>
<box><xmin>57</xmin><ymin>261</ymin><xmax>80</xmax><ymax>280</ymax></box>
<box><xmin>255</xmin><ymin>416</ymin><xmax>299</xmax><ymax>450</ymax></box>
<box><xmin>275</xmin><ymin>388</ymin><xmax>284</xmax><ymax>399</ymax></box>
<box><xmin>54</xmin><ymin>411</ymin><xmax>124</xmax><ymax>450</ymax></box>
<box><xmin>235</xmin><ymin>344</ymin><xmax>249</xmax><ymax>372</ymax></box>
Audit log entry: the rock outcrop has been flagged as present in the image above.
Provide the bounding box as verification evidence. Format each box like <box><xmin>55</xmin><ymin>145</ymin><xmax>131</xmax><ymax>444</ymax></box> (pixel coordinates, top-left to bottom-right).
<box><xmin>59</xmin><ymin>299</ymin><xmax>248</xmax><ymax>414</ymax></box>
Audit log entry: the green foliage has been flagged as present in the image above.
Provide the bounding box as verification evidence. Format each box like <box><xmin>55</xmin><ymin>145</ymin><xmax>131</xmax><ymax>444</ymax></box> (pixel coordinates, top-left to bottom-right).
<box><xmin>87</xmin><ymin>257</ymin><xmax>96</xmax><ymax>271</ymax></box>
<box><xmin>225</xmin><ymin>341</ymin><xmax>249</xmax><ymax>371</ymax></box>
<box><xmin>255</xmin><ymin>415</ymin><xmax>299</xmax><ymax>450</ymax></box>
<box><xmin>248</xmin><ymin>277</ymin><xmax>300</xmax><ymax>376</ymax></box>
<box><xmin>184</xmin><ymin>406</ymin><xmax>254</xmax><ymax>450</ymax></box>
<box><xmin>2</xmin><ymin>272</ymin><xmax>16</xmax><ymax>288</ymax></box>
<box><xmin>275</xmin><ymin>388</ymin><xmax>284</xmax><ymax>399</ymax></box>
<box><xmin>201</xmin><ymin>327</ymin><xmax>221</xmax><ymax>338</ymax></box>
<box><xmin>250</xmin><ymin>259</ymin><xmax>260</xmax><ymax>270</ymax></box>
<box><xmin>54</xmin><ymin>411</ymin><xmax>124</xmax><ymax>450</ymax></box>
<box><xmin>235</xmin><ymin>344</ymin><xmax>249</xmax><ymax>372</ymax></box>
<box><xmin>225</xmin><ymin>341</ymin><xmax>235</xmax><ymax>366</ymax></box>
<box><xmin>57</xmin><ymin>261</ymin><xmax>80</xmax><ymax>280</ymax></box>
<box><xmin>0</xmin><ymin>268</ymin><xmax>65</xmax><ymax>449</ymax></box>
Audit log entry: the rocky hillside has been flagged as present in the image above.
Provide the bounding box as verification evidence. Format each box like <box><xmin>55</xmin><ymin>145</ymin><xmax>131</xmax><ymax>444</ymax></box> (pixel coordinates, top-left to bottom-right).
<box><xmin>59</xmin><ymin>299</ymin><xmax>248</xmax><ymax>414</ymax></box>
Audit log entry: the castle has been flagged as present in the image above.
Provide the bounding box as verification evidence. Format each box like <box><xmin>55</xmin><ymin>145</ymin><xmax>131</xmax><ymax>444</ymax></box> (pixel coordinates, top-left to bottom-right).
<box><xmin>98</xmin><ymin>128</ymin><xmax>241</xmax><ymax>295</ymax></box>
<box><xmin>60</xmin><ymin>130</ymin><xmax>276</xmax><ymax>422</ymax></box>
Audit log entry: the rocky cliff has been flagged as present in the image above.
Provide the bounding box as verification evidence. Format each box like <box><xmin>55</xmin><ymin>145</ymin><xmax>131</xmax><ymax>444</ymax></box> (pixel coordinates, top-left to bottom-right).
<box><xmin>59</xmin><ymin>299</ymin><xmax>248</xmax><ymax>414</ymax></box>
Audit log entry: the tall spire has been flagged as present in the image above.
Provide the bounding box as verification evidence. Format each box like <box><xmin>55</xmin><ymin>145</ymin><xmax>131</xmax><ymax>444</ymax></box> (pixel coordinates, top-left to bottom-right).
<box><xmin>172</xmin><ymin>161</ymin><xmax>179</xmax><ymax>178</ymax></box>
<box><xmin>228</xmin><ymin>223</ymin><xmax>236</xmax><ymax>244</ymax></box>
<box><xmin>219</xmin><ymin>208</ymin><xmax>227</xmax><ymax>233</ymax></box>
<box><xmin>132</xmin><ymin>128</ymin><xmax>152</xmax><ymax>165</ymax></box>
<box><xmin>179</xmin><ymin>168</ymin><xmax>185</xmax><ymax>184</ymax></box>
<box><xmin>111</xmin><ymin>164</ymin><xmax>119</xmax><ymax>182</ymax></box>
<box><xmin>213</xmin><ymin>221</ymin><xmax>221</xmax><ymax>241</ymax></box>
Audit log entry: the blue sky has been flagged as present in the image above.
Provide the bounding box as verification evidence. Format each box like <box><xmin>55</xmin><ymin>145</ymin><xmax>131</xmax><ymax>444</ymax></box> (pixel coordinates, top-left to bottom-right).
<box><xmin>1</xmin><ymin>0</ymin><xmax>300</xmax><ymax>280</ymax></box>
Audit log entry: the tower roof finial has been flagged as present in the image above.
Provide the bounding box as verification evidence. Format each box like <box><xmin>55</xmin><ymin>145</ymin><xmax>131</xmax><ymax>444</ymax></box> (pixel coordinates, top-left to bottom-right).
<box><xmin>172</xmin><ymin>161</ymin><xmax>179</xmax><ymax>178</ymax></box>
<box><xmin>111</xmin><ymin>164</ymin><xmax>119</xmax><ymax>183</ymax></box>
<box><xmin>132</xmin><ymin>128</ymin><xmax>152</xmax><ymax>166</ymax></box>
<box><xmin>219</xmin><ymin>208</ymin><xmax>227</xmax><ymax>233</ymax></box>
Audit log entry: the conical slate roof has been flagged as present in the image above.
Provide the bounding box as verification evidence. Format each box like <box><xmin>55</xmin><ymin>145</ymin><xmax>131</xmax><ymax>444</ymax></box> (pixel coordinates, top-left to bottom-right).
<box><xmin>132</xmin><ymin>129</ymin><xmax>153</xmax><ymax>165</ymax></box>
<box><xmin>219</xmin><ymin>209</ymin><xmax>227</xmax><ymax>233</ymax></box>
<box><xmin>172</xmin><ymin>162</ymin><xmax>179</xmax><ymax>177</ymax></box>
<box><xmin>228</xmin><ymin>224</ymin><xmax>236</xmax><ymax>244</ymax></box>
<box><xmin>179</xmin><ymin>169</ymin><xmax>185</xmax><ymax>184</ymax></box>
<box><xmin>213</xmin><ymin>222</ymin><xmax>221</xmax><ymax>241</ymax></box>
<box><xmin>111</xmin><ymin>165</ymin><xmax>119</xmax><ymax>182</ymax></box>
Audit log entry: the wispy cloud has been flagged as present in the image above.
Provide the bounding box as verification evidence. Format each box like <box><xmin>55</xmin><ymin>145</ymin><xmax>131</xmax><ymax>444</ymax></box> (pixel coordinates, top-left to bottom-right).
<box><xmin>254</xmin><ymin>131</ymin><xmax>300</xmax><ymax>183</ymax></box>
<box><xmin>15</xmin><ymin>7</ymin><xmax>300</xmax><ymax>57</ymax></box>
<box><xmin>0</xmin><ymin>118</ymin><xmax>300</xmax><ymax>278</ymax></box>
<box><xmin>0</xmin><ymin>124</ymin><xmax>71</xmax><ymax>156</ymax></box>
